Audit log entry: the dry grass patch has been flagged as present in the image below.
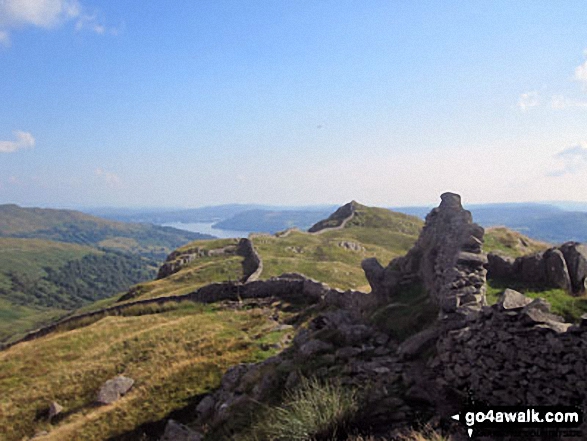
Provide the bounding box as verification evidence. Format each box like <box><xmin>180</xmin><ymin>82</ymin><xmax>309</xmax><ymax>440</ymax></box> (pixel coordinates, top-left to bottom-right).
<box><xmin>0</xmin><ymin>303</ymin><xmax>289</xmax><ymax>441</ymax></box>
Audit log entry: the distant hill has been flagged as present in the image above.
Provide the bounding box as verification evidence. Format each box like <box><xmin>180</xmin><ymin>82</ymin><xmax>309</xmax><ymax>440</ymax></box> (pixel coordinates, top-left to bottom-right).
<box><xmin>0</xmin><ymin>204</ymin><xmax>214</xmax><ymax>341</ymax></box>
<box><xmin>393</xmin><ymin>202</ymin><xmax>587</xmax><ymax>244</ymax></box>
<box><xmin>0</xmin><ymin>204</ymin><xmax>214</xmax><ymax>260</ymax></box>
<box><xmin>86</xmin><ymin>204</ymin><xmax>337</xmax><ymax>225</ymax></box>
<box><xmin>212</xmin><ymin>208</ymin><xmax>334</xmax><ymax>233</ymax></box>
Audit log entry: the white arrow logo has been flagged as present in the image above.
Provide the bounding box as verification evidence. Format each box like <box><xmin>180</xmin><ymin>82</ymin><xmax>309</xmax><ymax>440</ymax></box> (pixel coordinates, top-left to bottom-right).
<box><xmin>451</xmin><ymin>414</ymin><xmax>460</xmax><ymax>421</ymax></box>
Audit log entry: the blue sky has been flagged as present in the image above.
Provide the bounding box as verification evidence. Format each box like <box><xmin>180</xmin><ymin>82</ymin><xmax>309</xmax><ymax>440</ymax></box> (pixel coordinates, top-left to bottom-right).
<box><xmin>2</xmin><ymin>1</ymin><xmax>587</xmax><ymax>208</ymax></box>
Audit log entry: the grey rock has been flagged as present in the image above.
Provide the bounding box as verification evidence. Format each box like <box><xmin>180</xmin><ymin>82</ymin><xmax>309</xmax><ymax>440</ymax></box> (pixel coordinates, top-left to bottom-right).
<box><xmin>195</xmin><ymin>396</ymin><xmax>215</xmax><ymax>420</ymax></box>
<box><xmin>299</xmin><ymin>339</ymin><xmax>334</xmax><ymax>357</ymax></box>
<box><xmin>96</xmin><ymin>375</ymin><xmax>134</xmax><ymax>405</ymax></box>
<box><xmin>221</xmin><ymin>364</ymin><xmax>250</xmax><ymax>391</ymax></box>
<box><xmin>560</xmin><ymin>242</ymin><xmax>587</xmax><ymax>294</ymax></box>
<box><xmin>398</xmin><ymin>326</ymin><xmax>440</xmax><ymax>359</ymax></box>
<box><xmin>160</xmin><ymin>419</ymin><xmax>203</xmax><ymax>441</ymax></box>
<box><xmin>545</xmin><ymin>249</ymin><xmax>572</xmax><ymax>291</ymax></box>
<box><xmin>48</xmin><ymin>401</ymin><xmax>63</xmax><ymax>419</ymax></box>
<box><xmin>361</xmin><ymin>257</ymin><xmax>386</xmax><ymax>293</ymax></box>
<box><xmin>457</xmin><ymin>251</ymin><xmax>488</xmax><ymax>267</ymax></box>
<box><xmin>498</xmin><ymin>289</ymin><xmax>532</xmax><ymax>310</ymax></box>
<box><xmin>335</xmin><ymin>346</ymin><xmax>362</xmax><ymax>359</ymax></box>
<box><xmin>515</xmin><ymin>253</ymin><xmax>547</xmax><ymax>285</ymax></box>
<box><xmin>487</xmin><ymin>253</ymin><xmax>514</xmax><ymax>279</ymax></box>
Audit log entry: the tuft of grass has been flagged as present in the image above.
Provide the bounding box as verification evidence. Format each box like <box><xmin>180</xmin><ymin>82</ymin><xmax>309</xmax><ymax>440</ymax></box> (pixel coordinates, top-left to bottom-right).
<box><xmin>241</xmin><ymin>377</ymin><xmax>358</xmax><ymax>441</ymax></box>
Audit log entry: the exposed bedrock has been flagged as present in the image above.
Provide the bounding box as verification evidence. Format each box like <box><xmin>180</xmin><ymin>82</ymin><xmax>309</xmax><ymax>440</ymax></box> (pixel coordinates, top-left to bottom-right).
<box><xmin>363</xmin><ymin>192</ymin><xmax>487</xmax><ymax>314</ymax></box>
<box><xmin>487</xmin><ymin>242</ymin><xmax>587</xmax><ymax>295</ymax></box>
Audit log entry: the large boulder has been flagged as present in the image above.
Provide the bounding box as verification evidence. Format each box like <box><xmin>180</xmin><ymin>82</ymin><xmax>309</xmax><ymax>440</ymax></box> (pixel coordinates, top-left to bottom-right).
<box><xmin>498</xmin><ymin>289</ymin><xmax>532</xmax><ymax>310</ymax></box>
<box><xmin>96</xmin><ymin>375</ymin><xmax>135</xmax><ymax>405</ymax></box>
<box><xmin>514</xmin><ymin>252</ymin><xmax>546</xmax><ymax>286</ymax></box>
<box><xmin>559</xmin><ymin>242</ymin><xmax>587</xmax><ymax>294</ymax></box>
<box><xmin>544</xmin><ymin>249</ymin><xmax>572</xmax><ymax>292</ymax></box>
<box><xmin>487</xmin><ymin>253</ymin><xmax>514</xmax><ymax>279</ymax></box>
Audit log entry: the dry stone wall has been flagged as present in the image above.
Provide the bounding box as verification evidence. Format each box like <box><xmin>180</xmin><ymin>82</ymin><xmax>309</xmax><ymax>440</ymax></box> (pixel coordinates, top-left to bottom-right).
<box><xmin>363</xmin><ymin>192</ymin><xmax>487</xmax><ymax>314</ymax></box>
<box><xmin>430</xmin><ymin>289</ymin><xmax>587</xmax><ymax>410</ymax></box>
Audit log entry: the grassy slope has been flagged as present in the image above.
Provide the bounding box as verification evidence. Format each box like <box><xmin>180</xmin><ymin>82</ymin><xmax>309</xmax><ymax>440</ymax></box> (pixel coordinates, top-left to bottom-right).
<box><xmin>122</xmin><ymin>239</ymin><xmax>245</xmax><ymax>303</ymax></box>
<box><xmin>0</xmin><ymin>302</ymin><xmax>292</xmax><ymax>441</ymax></box>
<box><xmin>483</xmin><ymin>226</ymin><xmax>550</xmax><ymax>257</ymax></box>
<box><xmin>256</xmin><ymin>203</ymin><xmax>423</xmax><ymax>291</ymax></box>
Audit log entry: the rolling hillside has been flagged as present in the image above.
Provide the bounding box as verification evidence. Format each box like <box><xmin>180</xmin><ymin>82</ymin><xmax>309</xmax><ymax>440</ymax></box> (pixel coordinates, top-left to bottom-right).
<box><xmin>0</xmin><ymin>202</ymin><xmax>572</xmax><ymax>440</ymax></box>
<box><xmin>0</xmin><ymin>204</ymin><xmax>213</xmax><ymax>261</ymax></box>
<box><xmin>0</xmin><ymin>205</ymin><xmax>214</xmax><ymax>343</ymax></box>
<box><xmin>0</xmin><ymin>238</ymin><xmax>158</xmax><ymax>343</ymax></box>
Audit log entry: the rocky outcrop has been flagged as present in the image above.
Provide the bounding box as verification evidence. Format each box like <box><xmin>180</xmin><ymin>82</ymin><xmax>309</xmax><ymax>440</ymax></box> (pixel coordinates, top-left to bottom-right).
<box><xmin>308</xmin><ymin>201</ymin><xmax>356</xmax><ymax>233</ymax></box>
<box><xmin>96</xmin><ymin>375</ymin><xmax>135</xmax><ymax>405</ymax></box>
<box><xmin>487</xmin><ymin>241</ymin><xmax>587</xmax><ymax>294</ymax></box>
<box><xmin>363</xmin><ymin>192</ymin><xmax>487</xmax><ymax>314</ymax></box>
<box><xmin>156</xmin><ymin>243</ymin><xmax>239</xmax><ymax>279</ymax></box>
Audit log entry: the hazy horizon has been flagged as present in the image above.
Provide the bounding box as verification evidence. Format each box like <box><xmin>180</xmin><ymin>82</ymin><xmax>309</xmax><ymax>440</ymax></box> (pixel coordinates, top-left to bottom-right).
<box><xmin>2</xmin><ymin>1</ymin><xmax>587</xmax><ymax>208</ymax></box>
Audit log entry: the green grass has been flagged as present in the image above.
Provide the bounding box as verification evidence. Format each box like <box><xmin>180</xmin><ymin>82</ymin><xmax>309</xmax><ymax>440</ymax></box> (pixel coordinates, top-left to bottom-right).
<box><xmin>346</xmin><ymin>204</ymin><xmax>423</xmax><ymax>235</ymax></box>
<box><xmin>0</xmin><ymin>302</ymin><xmax>286</xmax><ymax>441</ymax></box>
<box><xmin>254</xmin><ymin>226</ymin><xmax>417</xmax><ymax>291</ymax></box>
<box><xmin>0</xmin><ymin>298</ymin><xmax>68</xmax><ymax>343</ymax></box>
<box><xmin>483</xmin><ymin>227</ymin><xmax>549</xmax><ymax>258</ymax></box>
<box><xmin>1</xmin><ymin>203</ymin><xmax>558</xmax><ymax>441</ymax></box>
<box><xmin>238</xmin><ymin>377</ymin><xmax>358</xmax><ymax>441</ymax></box>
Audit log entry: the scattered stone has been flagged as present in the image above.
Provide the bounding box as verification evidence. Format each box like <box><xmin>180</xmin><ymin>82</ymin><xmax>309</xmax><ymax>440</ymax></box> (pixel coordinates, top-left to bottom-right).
<box><xmin>48</xmin><ymin>401</ymin><xmax>63</xmax><ymax>420</ymax></box>
<box><xmin>498</xmin><ymin>289</ymin><xmax>532</xmax><ymax>310</ymax></box>
<box><xmin>195</xmin><ymin>396</ymin><xmax>215</xmax><ymax>420</ymax></box>
<box><xmin>96</xmin><ymin>375</ymin><xmax>135</xmax><ymax>405</ymax></box>
<box><xmin>160</xmin><ymin>419</ymin><xmax>203</xmax><ymax>441</ymax></box>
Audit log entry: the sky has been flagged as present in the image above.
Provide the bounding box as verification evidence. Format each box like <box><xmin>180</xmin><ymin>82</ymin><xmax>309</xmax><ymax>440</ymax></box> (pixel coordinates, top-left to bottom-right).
<box><xmin>2</xmin><ymin>1</ymin><xmax>587</xmax><ymax>209</ymax></box>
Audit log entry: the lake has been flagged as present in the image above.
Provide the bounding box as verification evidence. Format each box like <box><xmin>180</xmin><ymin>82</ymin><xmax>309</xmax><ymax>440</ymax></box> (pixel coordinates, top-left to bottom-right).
<box><xmin>163</xmin><ymin>222</ymin><xmax>252</xmax><ymax>239</ymax></box>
